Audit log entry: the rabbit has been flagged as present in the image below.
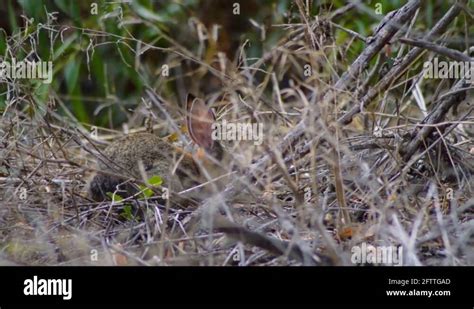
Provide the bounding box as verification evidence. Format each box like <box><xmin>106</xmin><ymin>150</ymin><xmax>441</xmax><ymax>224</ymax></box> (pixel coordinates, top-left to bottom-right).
<box><xmin>87</xmin><ymin>94</ymin><xmax>229</xmax><ymax>205</ymax></box>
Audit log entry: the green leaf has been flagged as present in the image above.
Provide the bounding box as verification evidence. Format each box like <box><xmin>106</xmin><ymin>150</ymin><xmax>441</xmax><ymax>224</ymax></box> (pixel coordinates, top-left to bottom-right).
<box><xmin>137</xmin><ymin>175</ymin><xmax>163</xmax><ymax>199</ymax></box>
<box><xmin>147</xmin><ymin>175</ymin><xmax>163</xmax><ymax>186</ymax></box>
<box><xmin>7</xmin><ymin>0</ymin><xmax>18</xmax><ymax>35</ymax></box>
<box><xmin>106</xmin><ymin>192</ymin><xmax>124</xmax><ymax>202</ymax></box>
<box><xmin>131</xmin><ymin>2</ymin><xmax>169</xmax><ymax>23</ymax></box>
<box><xmin>121</xmin><ymin>204</ymin><xmax>134</xmax><ymax>221</ymax></box>
<box><xmin>64</xmin><ymin>59</ymin><xmax>80</xmax><ymax>92</ymax></box>
<box><xmin>53</xmin><ymin>32</ymin><xmax>78</xmax><ymax>61</ymax></box>
<box><xmin>0</xmin><ymin>29</ymin><xmax>7</xmax><ymax>55</ymax></box>
<box><xmin>138</xmin><ymin>184</ymin><xmax>154</xmax><ymax>198</ymax></box>
<box><xmin>54</xmin><ymin>0</ymin><xmax>80</xmax><ymax>20</ymax></box>
<box><xmin>17</xmin><ymin>0</ymin><xmax>43</xmax><ymax>21</ymax></box>
<box><xmin>64</xmin><ymin>58</ymin><xmax>89</xmax><ymax>123</ymax></box>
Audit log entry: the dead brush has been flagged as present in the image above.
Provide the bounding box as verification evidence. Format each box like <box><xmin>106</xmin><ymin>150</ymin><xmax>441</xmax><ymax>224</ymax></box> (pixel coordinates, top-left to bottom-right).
<box><xmin>0</xmin><ymin>0</ymin><xmax>472</xmax><ymax>266</ymax></box>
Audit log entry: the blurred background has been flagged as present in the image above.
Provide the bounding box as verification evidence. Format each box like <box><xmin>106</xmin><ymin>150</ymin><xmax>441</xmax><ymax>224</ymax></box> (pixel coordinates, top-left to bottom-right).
<box><xmin>0</xmin><ymin>0</ymin><xmax>457</xmax><ymax>130</ymax></box>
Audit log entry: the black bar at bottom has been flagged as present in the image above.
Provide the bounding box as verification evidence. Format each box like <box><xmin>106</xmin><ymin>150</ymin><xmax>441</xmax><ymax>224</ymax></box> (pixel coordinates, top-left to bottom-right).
<box><xmin>0</xmin><ymin>267</ymin><xmax>471</xmax><ymax>306</ymax></box>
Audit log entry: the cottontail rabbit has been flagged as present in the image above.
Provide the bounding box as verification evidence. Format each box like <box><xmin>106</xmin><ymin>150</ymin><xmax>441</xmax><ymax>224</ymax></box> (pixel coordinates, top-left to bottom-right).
<box><xmin>88</xmin><ymin>94</ymin><xmax>228</xmax><ymax>204</ymax></box>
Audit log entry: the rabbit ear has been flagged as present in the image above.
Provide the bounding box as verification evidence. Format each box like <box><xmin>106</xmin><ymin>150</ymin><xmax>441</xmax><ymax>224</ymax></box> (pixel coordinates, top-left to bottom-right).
<box><xmin>186</xmin><ymin>94</ymin><xmax>215</xmax><ymax>150</ymax></box>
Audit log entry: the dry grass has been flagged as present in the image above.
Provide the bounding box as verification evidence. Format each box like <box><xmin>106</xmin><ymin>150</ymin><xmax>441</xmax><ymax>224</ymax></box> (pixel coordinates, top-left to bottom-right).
<box><xmin>0</xmin><ymin>1</ymin><xmax>473</xmax><ymax>266</ymax></box>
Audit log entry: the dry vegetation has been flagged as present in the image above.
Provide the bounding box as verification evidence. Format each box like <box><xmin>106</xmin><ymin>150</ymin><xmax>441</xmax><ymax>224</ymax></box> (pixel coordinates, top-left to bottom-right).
<box><xmin>0</xmin><ymin>0</ymin><xmax>473</xmax><ymax>266</ymax></box>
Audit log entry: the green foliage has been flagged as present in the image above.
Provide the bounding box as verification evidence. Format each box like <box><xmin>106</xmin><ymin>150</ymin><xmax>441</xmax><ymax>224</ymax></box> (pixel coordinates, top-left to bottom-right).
<box><xmin>17</xmin><ymin>0</ymin><xmax>44</xmax><ymax>21</ymax></box>
<box><xmin>53</xmin><ymin>0</ymin><xmax>80</xmax><ymax>21</ymax></box>
<box><xmin>106</xmin><ymin>192</ymin><xmax>135</xmax><ymax>221</ymax></box>
<box><xmin>139</xmin><ymin>175</ymin><xmax>163</xmax><ymax>199</ymax></box>
<box><xmin>1</xmin><ymin>0</ymin><xmax>461</xmax><ymax>128</ymax></box>
<box><xmin>147</xmin><ymin>175</ymin><xmax>163</xmax><ymax>186</ymax></box>
<box><xmin>121</xmin><ymin>204</ymin><xmax>134</xmax><ymax>221</ymax></box>
<box><xmin>106</xmin><ymin>192</ymin><xmax>124</xmax><ymax>202</ymax></box>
